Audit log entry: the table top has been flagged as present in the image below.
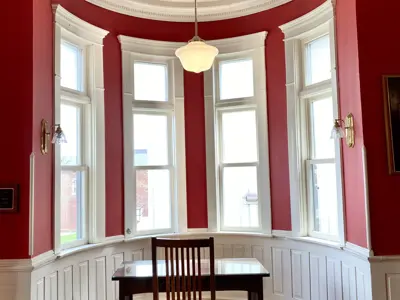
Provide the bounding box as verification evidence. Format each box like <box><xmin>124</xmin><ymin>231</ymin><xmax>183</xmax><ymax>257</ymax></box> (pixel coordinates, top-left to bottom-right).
<box><xmin>113</xmin><ymin>258</ymin><xmax>269</xmax><ymax>279</ymax></box>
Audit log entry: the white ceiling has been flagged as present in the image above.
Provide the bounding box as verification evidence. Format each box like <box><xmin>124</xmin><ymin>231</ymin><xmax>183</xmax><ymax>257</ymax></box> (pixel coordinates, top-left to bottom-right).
<box><xmin>86</xmin><ymin>0</ymin><xmax>293</xmax><ymax>22</ymax></box>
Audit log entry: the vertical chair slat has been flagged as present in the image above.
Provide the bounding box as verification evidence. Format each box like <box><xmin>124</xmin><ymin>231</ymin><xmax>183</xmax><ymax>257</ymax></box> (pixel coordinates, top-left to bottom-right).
<box><xmin>197</xmin><ymin>247</ymin><xmax>202</xmax><ymax>300</ymax></box>
<box><xmin>209</xmin><ymin>239</ymin><xmax>216</xmax><ymax>300</ymax></box>
<box><xmin>175</xmin><ymin>247</ymin><xmax>180</xmax><ymax>300</ymax></box>
<box><xmin>192</xmin><ymin>247</ymin><xmax>196</xmax><ymax>300</ymax></box>
<box><xmin>181</xmin><ymin>247</ymin><xmax>186</xmax><ymax>300</ymax></box>
<box><xmin>186</xmin><ymin>247</ymin><xmax>191</xmax><ymax>300</ymax></box>
<box><xmin>166</xmin><ymin>247</ymin><xmax>171</xmax><ymax>300</ymax></box>
<box><xmin>171</xmin><ymin>247</ymin><xmax>175</xmax><ymax>300</ymax></box>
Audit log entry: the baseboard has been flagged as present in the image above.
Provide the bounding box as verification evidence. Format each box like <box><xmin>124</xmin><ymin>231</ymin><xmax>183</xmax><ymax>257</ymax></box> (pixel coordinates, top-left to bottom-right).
<box><xmin>345</xmin><ymin>242</ymin><xmax>372</xmax><ymax>258</ymax></box>
<box><xmin>272</xmin><ymin>230</ymin><xmax>292</xmax><ymax>238</ymax></box>
<box><xmin>31</xmin><ymin>250</ymin><xmax>56</xmax><ymax>269</ymax></box>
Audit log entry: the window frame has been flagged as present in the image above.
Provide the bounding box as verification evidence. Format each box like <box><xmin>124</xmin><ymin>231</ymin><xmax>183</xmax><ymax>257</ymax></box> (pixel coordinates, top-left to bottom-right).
<box><xmin>119</xmin><ymin>36</ymin><xmax>187</xmax><ymax>239</ymax></box>
<box><xmin>204</xmin><ymin>32</ymin><xmax>271</xmax><ymax>234</ymax></box>
<box><xmin>280</xmin><ymin>1</ymin><xmax>345</xmax><ymax>244</ymax></box>
<box><xmin>53</xmin><ymin>4</ymin><xmax>108</xmax><ymax>253</ymax></box>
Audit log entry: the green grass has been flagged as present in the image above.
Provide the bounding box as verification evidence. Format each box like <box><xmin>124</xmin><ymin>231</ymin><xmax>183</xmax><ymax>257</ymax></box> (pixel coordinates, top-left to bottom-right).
<box><xmin>61</xmin><ymin>232</ymin><xmax>77</xmax><ymax>245</ymax></box>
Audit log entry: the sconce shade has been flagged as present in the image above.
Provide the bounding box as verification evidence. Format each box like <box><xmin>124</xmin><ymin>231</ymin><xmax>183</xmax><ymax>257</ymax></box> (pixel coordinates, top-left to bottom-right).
<box><xmin>175</xmin><ymin>40</ymin><xmax>219</xmax><ymax>73</ymax></box>
<box><xmin>52</xmin><ymin>126</ymin><xmax>67</xmax><ymax>144</ymax></box>
<box><xmin>330</xmin><ymin>125</ymin><xmax>345</xmax><ymax>139</ymax></box>
<box><xmin>329</xmin><ymin>114</ymin><xmax>355</xmax><ymax>148</ymax></box>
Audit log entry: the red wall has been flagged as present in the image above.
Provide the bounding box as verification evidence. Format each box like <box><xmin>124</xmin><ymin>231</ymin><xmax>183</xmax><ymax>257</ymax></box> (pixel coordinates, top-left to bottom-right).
<box><xmin>335</xmin><ymin>0</ymin><xmax>367</xmax><ymax>248</ymax></box>
<box><xmin>52</xmin><ymin>0</ymin><xmax>326</xmax><ymax>238</ymax></box>
<box><xmin>3</xmin><ymin>0</ymin><xmax>357</xmax><ymax>258</ymax></box>
<box><xmin>0</xmin><ymin>1</ymin><xmax>33</xmax><ymax>259</ymax></box>
<box><xmin>355</xmin><ymin>0</ymin><xmax>400</xmax><ymax>255</ymax></box>
<box><xmin>29</xmin><ymin>0</ymin><xmax>329</xmax><ymax>255</ymax></box>
<box><xmin>32</xmin><ymin>0</ymin><xmax>54</xmax><ymax>256</ymax></box>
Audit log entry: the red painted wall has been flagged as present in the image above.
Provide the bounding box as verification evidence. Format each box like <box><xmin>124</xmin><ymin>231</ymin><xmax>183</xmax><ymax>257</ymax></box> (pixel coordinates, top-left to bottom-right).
<box><xmin>32</xmin><ymin>0</ymin><xmax>54</xmax><ymax>256</ymax></box>
<box><xmin>0</xmin><ymin>1</ymin><xmax>33</xmax><ymax>259</ymax></box>
<box><xmin>335</xmin><ymin>0</ymin><xmax>367</xmax><ymax>247</ymax></box>
<box><xmin>184</xmin><ymin>72</ymin><xmax>208</xmax><ymax>228</ymax></box>
<box><xmin>355</xmin><ymin>0</ymin><xmax>400</xmax><ymax>255</ymax></box>
<box><xmin>0</xmin><ymin>0</ymin><xmax>343</xmax><ymax>258</ymax></box>
<box><xmin>52</xmin><ymin>0</ymin><xmax>325</xmax><ymax>238</ymax></box>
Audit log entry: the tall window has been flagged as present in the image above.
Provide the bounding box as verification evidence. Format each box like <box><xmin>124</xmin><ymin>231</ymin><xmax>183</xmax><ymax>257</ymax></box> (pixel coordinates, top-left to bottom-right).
<box><xmin>120</xmin><ymin>36</ymin><xmax>187</xmax><ymax>237</ymax></box>
<box><xmin>280</xmin><ymin>2</ymin><xmax>344</xmax><ymax>243</ymax></box>
<box><xmin>54</xmin><ymin>5</ymin><xmax>108</xmax><ymax>252</ymax></box>
<box><xmin>204</xmin><ymin>32</ymin><xmax>271</xmax><ymax>233</ymax></box>
<box><xmin>59</xmin><ymin>40</ymin><xmax>88</xmax><ymax>248</ymax></box>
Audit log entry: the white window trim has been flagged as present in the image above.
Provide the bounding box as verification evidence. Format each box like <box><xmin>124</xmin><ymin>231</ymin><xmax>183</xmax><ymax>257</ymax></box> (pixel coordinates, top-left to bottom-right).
<box><xmin>53</xmin><ymin>4</ymin><xmax>108</xmax><ymax>254</ymax></box>
<box><xmin>118</xmin><ymin>35</ymin><xmax>187</xmax><ymax>239</ymax></box>
<box><xmin>204</xmin><ymin>31</ymin><xmax>272</xmax><ymax>234</ymax></box>
<box><xmin>280</xmin><ymin>1</ymin><xmax>345</xmax><ymax>245</ymax></box>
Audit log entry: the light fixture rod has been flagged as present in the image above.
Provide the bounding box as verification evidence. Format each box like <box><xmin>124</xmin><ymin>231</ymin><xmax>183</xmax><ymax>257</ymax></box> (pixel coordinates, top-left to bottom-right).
<box><xmin>194</xmin><ymin>0</ymin><xmax>198</xmax><ymax>37</ymax></box>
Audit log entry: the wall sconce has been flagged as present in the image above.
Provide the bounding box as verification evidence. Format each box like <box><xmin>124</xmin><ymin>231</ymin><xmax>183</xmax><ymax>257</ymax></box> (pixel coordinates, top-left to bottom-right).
<box><xmin>330</xmin><ymin>113</ymin><xmax>355</xmax><ymax>148</ymax></box>
<box><xmin>40</xmin><ymin>119</ymin><xmax>67</xmax><ymax>155</ymax></box>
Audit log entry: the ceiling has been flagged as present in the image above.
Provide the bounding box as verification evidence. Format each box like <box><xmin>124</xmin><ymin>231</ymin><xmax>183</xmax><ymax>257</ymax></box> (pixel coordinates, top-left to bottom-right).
<box><xmin>86</xmin><ymin>0</ymin><xmax>293</xmax><ymax>22</ymax></box>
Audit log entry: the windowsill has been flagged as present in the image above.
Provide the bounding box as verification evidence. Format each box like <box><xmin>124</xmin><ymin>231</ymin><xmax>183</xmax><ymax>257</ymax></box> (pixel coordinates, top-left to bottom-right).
<box><xmin>58</xmin><ymin>243</ymin><xmax>105</xmax><ymax>259</ymax></box>
<box><xmin>289</xmin><ymin>236</ymin><xmax>343</xmax><ymax>250</ymax></box>
<box><xmin>56</xmin><ymin>231</ymin><xmax>345</xmax><ymax>260</ymax></box>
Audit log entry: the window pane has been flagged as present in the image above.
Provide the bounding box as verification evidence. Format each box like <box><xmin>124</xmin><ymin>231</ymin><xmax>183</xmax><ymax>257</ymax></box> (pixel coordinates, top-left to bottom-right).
<box><xmin>134</xmin><ymin>62</ymin><xmax>168</xmax><ymax>101</ymax></box>
<box><xmin>311</xmin><ymin>163</ymin><xmax>338</xmax><ymax>236</ymax></box>
<box><xmin>134</xmin><ymin>114</ymin><xmax>168</xmax><ymax>166</ymax></box>
<box><xmin>221</xmin><ymin>110</ymin><xmax>257</xmax><ymax>163</ymax></box>
<box><xmin>305</xmin><ymin>35</ymin><xmax>331</xmax><ymax>85</ymax></box>
<box><xmin>60</xmin><ymin>104</ymin><xmax>81</xmax><ymax>165</ymax></box>
<box><xmin>219</xmin><ymin>59</ymin><xmax>254</xmax><ymax>100</ymax></box>
<box><xmin>136</xmin><ymin>169</ymin><xmax>171</xmax><ymax>231</ymax></box>
<box><xmin>60</xmin><ymin>170</ymin><xmax>85</xmax><ymax>245</ymax></box>
<box><xmin>61</xmin><ymin>41</ymin><xmax>83</xmax><ymax>91</ymax></box>
<box><xmin>310</xmin><ymin>97</ymin><xmax>334</xmax><ymax>159</ymax></box>
<box><xmin>222</xmin><ymin>166</ymin><xmax>259</xmax><ymax>228</ymax></box>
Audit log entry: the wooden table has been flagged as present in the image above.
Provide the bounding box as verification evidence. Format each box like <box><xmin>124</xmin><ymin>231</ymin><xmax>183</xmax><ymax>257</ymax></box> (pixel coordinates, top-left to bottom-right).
<box><xmin>112</xmin><ymin>258</ymin><xmax>270</xmax><ymax>300</ymax></box>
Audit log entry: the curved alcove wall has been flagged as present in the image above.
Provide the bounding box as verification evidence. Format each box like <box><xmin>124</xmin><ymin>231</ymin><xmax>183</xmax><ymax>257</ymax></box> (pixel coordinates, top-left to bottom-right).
<box><xmin>30</xmin><ymin>233</ymin><xmax>372</xmax><ymax>300</ymax></box>
<box><xmin>30</xmin><ymin>0</ymin><xmax>325</xmax><ymax>256</ymax></box>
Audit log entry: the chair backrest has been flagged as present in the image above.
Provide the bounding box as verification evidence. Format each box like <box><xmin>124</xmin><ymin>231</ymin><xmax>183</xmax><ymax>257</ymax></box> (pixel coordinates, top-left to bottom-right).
<box><xmin>151</xmin><ymin>237</ymin><xmax>216</xmax><ymax>300</ymax></box>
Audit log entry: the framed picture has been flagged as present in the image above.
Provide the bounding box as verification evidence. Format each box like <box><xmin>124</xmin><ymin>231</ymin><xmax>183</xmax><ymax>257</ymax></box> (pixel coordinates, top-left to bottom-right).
<box><xmin>0</xmin><ymin>184</ymin><xmax>19</xmax><ymax>213</ymax></box>
<box><xmin>383</xmin><ymin>76</ymin><xmax>400</xmax><ymax>174</ymax></box>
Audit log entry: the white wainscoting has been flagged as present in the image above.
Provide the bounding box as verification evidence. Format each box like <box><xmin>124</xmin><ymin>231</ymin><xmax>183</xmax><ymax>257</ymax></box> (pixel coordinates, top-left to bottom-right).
<box><xmin>27</xmin><ymin>234</ymin><xmax>374</xmax><ymax>300</ymax></box>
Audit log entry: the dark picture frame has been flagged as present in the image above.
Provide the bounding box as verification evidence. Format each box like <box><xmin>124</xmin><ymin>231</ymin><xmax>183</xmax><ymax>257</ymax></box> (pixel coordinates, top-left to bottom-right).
<box><xmin>383</xmin><ymin>76</ymin><xmax>400</xmax><ymax>174</ymax></box>
<box><xmin>0</xmin><ymin>184</ymin><xmax>19</xmax><ymax>213</ymax></box>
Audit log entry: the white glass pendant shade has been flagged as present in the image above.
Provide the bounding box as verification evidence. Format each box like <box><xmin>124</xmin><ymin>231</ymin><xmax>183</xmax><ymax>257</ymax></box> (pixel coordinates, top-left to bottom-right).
<box><xmin>175</xmin><ymin>40</ymin><xmax>219</xmax><ymax>73</ymax></box>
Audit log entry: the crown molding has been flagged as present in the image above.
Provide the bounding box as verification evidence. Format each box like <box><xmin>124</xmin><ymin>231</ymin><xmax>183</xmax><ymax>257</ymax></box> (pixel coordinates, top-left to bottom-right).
<box><xmin>86</xmin><ymin>0</ymin><xmax>292</xmax><ymax>22</ymax></box>
<box><xmin>208</xmin><ymin>31</ymin><xmax>267</xmax><ymax>54</ymax></box>
<box><xmin>279</xmin><ymin>1</ymin><xmax>333</xmax><ymax>39</ymax></box>
<box><xmin>53</xmin><ymin>4</ymin><xmax>109</xmax><ymax>45</ymax></box>
<box><xmin>118</xmin><ymin>35</ymin><xmax>185</xmax><ymax>57</ymax></box>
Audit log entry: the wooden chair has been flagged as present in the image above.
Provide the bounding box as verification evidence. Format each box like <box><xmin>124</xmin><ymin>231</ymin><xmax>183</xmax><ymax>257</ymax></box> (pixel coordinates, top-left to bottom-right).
<box><xmin>151</xmin><ymin>237</ymin><xmax>216</xmax><ymax>300</ymax></box>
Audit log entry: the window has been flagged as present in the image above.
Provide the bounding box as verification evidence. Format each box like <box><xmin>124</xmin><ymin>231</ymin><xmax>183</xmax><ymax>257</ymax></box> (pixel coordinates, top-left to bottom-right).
<box><xmin>119</xmin><ymin>35</ymin><xmax>187</xmax><ymax>237</ymax></box>
<box><xmin>280</xmin><ymin>1</ymin><xmax>344</xmax><ymax>243</ymax></box>
<box><xmin>60</xmin><ymin>41</ymin><xmax>84</xmax><ymax>91</ymax></box>
<box><xmin>54</xmin><ymin>5</ymin><xmax>108</xmax><ymax>253</ymax></box>
<box><xmin>204</xmin><ymin>32</ymin><xmax>271</xmax><ymax>233</ymax></box>
<box><xmin>60</xmin><ymin>101</ymin><xmax>87</xmax><ymax>246</ymax></box>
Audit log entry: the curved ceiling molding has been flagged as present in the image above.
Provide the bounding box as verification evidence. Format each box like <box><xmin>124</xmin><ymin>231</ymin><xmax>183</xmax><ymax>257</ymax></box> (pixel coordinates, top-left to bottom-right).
<box><xmin>86</xmin><ymin>0</ymin><xmax>293</xmax><ymax>22</ymax></box>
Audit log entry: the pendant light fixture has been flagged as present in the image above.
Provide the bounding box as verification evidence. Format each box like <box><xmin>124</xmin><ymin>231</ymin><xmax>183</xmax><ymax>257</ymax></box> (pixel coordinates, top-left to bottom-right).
<box><xmin>175</xmin><ymin>0</ymin><xmax>219</xmax><ymax>73</ymax></box>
